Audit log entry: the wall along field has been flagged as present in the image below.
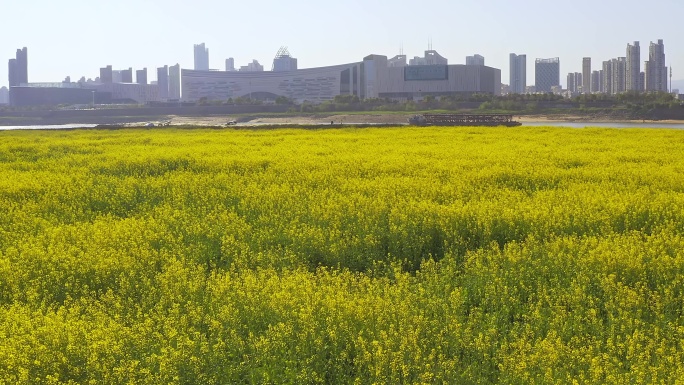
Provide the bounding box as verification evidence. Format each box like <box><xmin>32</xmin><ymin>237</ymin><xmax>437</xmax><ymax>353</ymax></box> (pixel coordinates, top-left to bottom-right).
<box><xmin>1</xmin><ymin>126</ymin><xmax>684</xmax><ymax>383</ymax></box>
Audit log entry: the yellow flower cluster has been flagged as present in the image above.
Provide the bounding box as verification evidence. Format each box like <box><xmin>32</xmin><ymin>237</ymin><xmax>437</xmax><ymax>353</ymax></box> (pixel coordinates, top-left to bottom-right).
<box><xmin>0</xmin><ymin>126</ymin><xmax>683</xmax><ymax>383</ymax></box>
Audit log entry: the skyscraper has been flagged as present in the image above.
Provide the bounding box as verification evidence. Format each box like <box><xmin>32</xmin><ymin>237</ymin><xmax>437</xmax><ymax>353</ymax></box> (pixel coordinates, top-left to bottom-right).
<box><xmin>626</xmin><ymin>42</ymin><xmax>641</xmax><ymax>92</ymax></box>
<box><xmin>611</xmin><ymin>58</ymin><xmax>626</xmax><ymax>94</ymax></box>
<box><xmin>169</xmin><ymin>64</ymin><xmax>181</xmax><ymax>100</ymax></box>
<box><xmin>15</xmin><ymin>48</ymin><xmax>28</xmax><ymax>85</ymax></box>
<box><xmin>645</xmin><ymin>39</ymin><xmax>666</xmax><ymax>92</ymax></box>
<box><xmin>535</xmin><ymin>58</ymin><xmax>560</xmax><ymax>93</ymax></box>
<box><xmin>8</xmin><ymin>47</ymin><xmax>27</xmax><ymax>87</ymax></box>
<box><xmin>602</xmin><ymin>61</ymin><xmax>613</xmax><ymax>94</ymax></box>
<box><xmin>509</xmin><ymin>53</ymin><xmax>526</xmax><ymax>94</ymax></box>
<box><xmin>194</xmin><ymin>43</ymin><xmax>209</xmax><ymax>71</ymax></box>
<box><xmin>582</xmin><ymin>57</ymin><xmax>591</xmax><ymax>93</ymax></box>
<box><xmin>157</xmin><ymin>66</ymin><xmax>169</xmax><ymax>100</ymax></box>
<box><xmin>8</xmin><ymin>59</ymin><xmax>18</xmax><ymax>87</ymax></box>
<box><xmin>466</xmin><ymin>54</ymin><xmax>485</xmax><ymax>66</ymax></box>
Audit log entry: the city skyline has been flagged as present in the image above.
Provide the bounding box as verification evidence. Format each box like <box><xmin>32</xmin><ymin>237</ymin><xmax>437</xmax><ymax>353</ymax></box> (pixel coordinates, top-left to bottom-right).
<box><xmin>1</xmin><ymin>0</ymin><xmax>684</xmax><ymax>89</ymax></box>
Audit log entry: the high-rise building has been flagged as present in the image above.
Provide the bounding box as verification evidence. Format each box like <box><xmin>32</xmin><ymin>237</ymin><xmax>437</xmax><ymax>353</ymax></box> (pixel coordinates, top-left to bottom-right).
<box><xmin>582</xmin><ymin>57</ymin><xmax>591</xmax><ymax>93</ymax></box>
<box><xmin>15</xmin><ymin>47</ymin><xmax>28</xmax><ymax>85</ymax></box>
<box><xmin>645</xmin><ymin>39</ymin><xmax>666</xmax><ymax>92</ymax></box>
<box><xmin>611</xmin><ymin>57</ymin><xmax>626</xmax><ymax>94</ymax></box>
<box><xmin>121</xmin><ymin>68</ymin><xmax>133</xmax><ymax>83</ymax></box>
<box><xmin>8</xmin><ymin>59</ymin><xmax>18</xmax><ymax>87</ymax></box>
<box><xmin>591</xmin><ymin>70</ymin><xmax>600</xmax><ymax>93</ymax></box>
<box><xmin>100</xmin><ymin>65</ymin><xmax>113</xmax><ymax>84</ymax></box>
<box><xmin>8</xmin><ymin>47</ymin><xmax>28</xmax><ymax>87</ymax></box>
<box><xmin>567</xmin><ymin>72</ymin><xmax>582</xmax><ymax>93</ymax></box>
<box><xmin>466</xmin><ymin>54</ymin><xmax>485</xmax><ymax>66</ymax></box>
<box><xmin>136</xmin><ymin>68</ymin><xmax>148</xmax><ymax>85</ymax></box>
<box><xmin>602</xmin><ymin>61</ymin><xmax>612</xmax><ymax>94</ymax></box>
<box><xmin>509</xmin><ymin>53</ymin><xmax>526</xmax><ymax>94</ymax></box>
<box><xmin>535</xmin><ymin>58</ymin><xmax>560</xmax><ymax>93</ymax></box>
<box><xmin>157</xmin><ymin>66</ymin><xmax>169</xmax><ymax>100</ymax></box>
<box><xmin>225</xmin><ymin>58</ymin><xmax>235</xmax><ymax>71</ymax></box>
<box><xmin>194</xmin><ymin>43</ymin><xmax>209</xmax><ymax>71</ymax></box>
<box><xmin>169</xmin><ymin>64</ymin><xmax>181</xmax><ymax>100</ymax></box>
<box><xmin>626</xmin><ymin>41</ymin><xmax>641</xmax><ymax>92</ymax></box>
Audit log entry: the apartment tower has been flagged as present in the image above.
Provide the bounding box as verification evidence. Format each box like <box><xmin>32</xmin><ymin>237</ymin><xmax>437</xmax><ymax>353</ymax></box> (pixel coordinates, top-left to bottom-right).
<box><xmin>509</xmin><ymin>53</ymin><xmax>526</xmax><ymax>94</ymax></box>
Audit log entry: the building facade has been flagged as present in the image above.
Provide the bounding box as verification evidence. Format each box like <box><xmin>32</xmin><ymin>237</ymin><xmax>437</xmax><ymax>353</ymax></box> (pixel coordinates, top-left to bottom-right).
<box><xmin>466</xmin><ymin>54</ymin><xmax>485</xmax><ymax>66</ymax></box>
<box><xmin>582</xmin><ymin>57</ymin><xmax>591</xmax><ymax>93</ymax></box>
<box><xmin>194</xmin><ymin>43</ymin><xmax>209</xmax><ymax>71</ymax></box>
<box><xmin>645</xmin><ymin>39</ymin><xmax>667</xmax><ymax>92</ymax></box>
<box><xmin>225</xmin><ymin>58</ymin><xmax>236</xmax><ymax>72</ymax></box>
<box><xmin>157</xmin><ymin>66</ymin><xmax>169</xmax><ymax>100</ymax></box>
<box><xmin>169</xmin><ymin>64</ymin><xmax>181</xmax><ymax>100</ymax></box>
<box><xmin>626</xmin><ymin>41</ymin><xmax>641</xmax><ymax>91</ymax></box>
<box><xmin>535</xmin><ymin>58</ymin><xmax>560</xmax><ymax>93</ymax></box>
<box><xmin>509</xmin><ymin>53</ymin><xmax>526</xmax><ymax>94</ymax></box>
<box><xmin>182</xmin><ymin>52</ymin><xmax>501</xmax><ymax>103</ymax></box>
<box><xmin>136</xmin><ymin>68</ymin><xmax>148</xmax><ymax>85</ymax></box>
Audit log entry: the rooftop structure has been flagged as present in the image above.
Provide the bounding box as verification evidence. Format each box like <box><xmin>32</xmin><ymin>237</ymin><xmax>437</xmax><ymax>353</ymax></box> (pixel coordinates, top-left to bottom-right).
<box><xmin>272</xmin><ymin>47</ymin><xmax>298</xmax><ymax>72</ymax></box>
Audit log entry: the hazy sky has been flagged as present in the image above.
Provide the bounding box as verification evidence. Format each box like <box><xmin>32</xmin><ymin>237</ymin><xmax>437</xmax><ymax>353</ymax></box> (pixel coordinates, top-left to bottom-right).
<box><xmin>2</xmin><ymin>0</ymin><xmax>683</xmax><ymax>88</ymax></box>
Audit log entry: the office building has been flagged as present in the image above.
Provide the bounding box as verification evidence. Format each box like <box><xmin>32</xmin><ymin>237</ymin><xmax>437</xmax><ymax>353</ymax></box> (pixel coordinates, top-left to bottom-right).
<box><xmin>169</xmin><ymin>64</ymin><xmax>181</xmax><ymax>100</ymax></box>
<box><xmin>15</xmin><ymin>47</ymin><xmax>28</xmax><ymax>85</ymax></box>
<box><xmin>100</xmin><ymin>65</ymin><xmax>113</xmax><ymax>84</ymax></box>
<box><xmin>8</xmin><ymin>47</ymin><xmax>28</xmax><ymax>88</ymax></box>
<box><xmin>182</xmin><ymin>51</ymin><xmax>501</xmax><ymax>103</ymax></box>
<box><xmin>157</xmin><ymin>66</ymin><xmax>169</xmax><ymax>100</ymax></box>
<box><xmin>582</xmin><ymin>57</ymin><xmax>591</xmax><ymax>93</ymax></box>
<box><xmin>194</xmin><ymin>43</ymin><xmax>209</xmax><ymax>71</ymax></box>
<box><xmin>121</xmin><ymin>68</ymin><xmax>133</xmax><ymax>83</ymax></box>
<box><xmin>645</xmin><ymin>39</ymin><xmax>667</xmax><ymax>92</ymax></box>
<box><xmin>136</xmin><ymin>68</ymin><xmax>148</xmax><ymax>85</ymax></box>
<box><xmin>466</xmin><ymin>54</ymin><xmax>485</xmax><ymax>66</ymax></box>
<box><xmin>509</xmin><ymin>53</ymin><xmax>526</xmax><ymax>94</ymax></box>
<box><xmin>225</xmin><ymin>58</ymin><xmax>235</xmax><ymax>72</ymax></box>
<box><xmin>535</xmin><ymin>58</ymin><xmax>560</xmax><ymax>93</ymax></box>
<box><xmin>8</xmin><ymin>59</ymin><xmax>18</xmax><ymax>87</ymax></box>
<box><xmin>626</xmin><ymin>41</ymin><xmax>641</xmax><ymax>92</ymax></box>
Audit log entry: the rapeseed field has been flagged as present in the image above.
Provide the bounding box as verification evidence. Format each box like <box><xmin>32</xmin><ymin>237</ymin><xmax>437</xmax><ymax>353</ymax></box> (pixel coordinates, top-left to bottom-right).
<box><xmin>1</xmin><ymin>126</ymin><xmax>684</xmax><ymax>384</ymax></box>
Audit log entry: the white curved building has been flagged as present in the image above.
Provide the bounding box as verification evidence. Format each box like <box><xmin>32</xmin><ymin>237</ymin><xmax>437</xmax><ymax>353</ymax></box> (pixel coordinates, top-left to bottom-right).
<box><xmin>181</xmin><ymin>52</ymin><xmax>501</xmax><ymax>103</ymax></box>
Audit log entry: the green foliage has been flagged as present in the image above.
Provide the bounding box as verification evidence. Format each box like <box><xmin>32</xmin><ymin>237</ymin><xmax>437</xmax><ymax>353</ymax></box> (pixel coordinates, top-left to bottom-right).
<box><xmin>1</xmin><ymin>127</ymin><xmax>684</xmax><ymax>383</ymax></box>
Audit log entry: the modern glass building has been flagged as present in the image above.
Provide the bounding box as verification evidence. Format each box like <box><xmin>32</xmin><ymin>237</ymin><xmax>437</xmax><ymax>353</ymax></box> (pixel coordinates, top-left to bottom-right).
<box><xmin>535</xmin><ymin>58</ymin><xmax>560</xmax><ymax>93</ymax></box>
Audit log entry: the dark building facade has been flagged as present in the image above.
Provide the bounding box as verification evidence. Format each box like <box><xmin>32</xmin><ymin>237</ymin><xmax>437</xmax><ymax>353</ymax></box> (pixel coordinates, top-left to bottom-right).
<box><xmin>100</xmin><ymin>65</ymin><xmax>113</xmax><ymax>84</ymax></box>
<box><xmin>121</xmin><ymin>68</ymin><xmax>133</xmax><ymax>83</ymax></box>
<box><xmin>9</xmin><ymin>86</ymin><xmax>111</xmax><ymax>107</ymax></box>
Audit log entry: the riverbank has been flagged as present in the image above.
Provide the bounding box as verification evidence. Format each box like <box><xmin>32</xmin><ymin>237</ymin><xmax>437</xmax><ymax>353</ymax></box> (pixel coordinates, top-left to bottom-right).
<box><xmin>2</xmin><ymin>110</ymin><xmax>684</xmax><ymax>128</ymax></box>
